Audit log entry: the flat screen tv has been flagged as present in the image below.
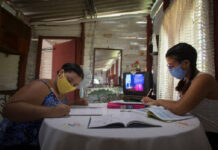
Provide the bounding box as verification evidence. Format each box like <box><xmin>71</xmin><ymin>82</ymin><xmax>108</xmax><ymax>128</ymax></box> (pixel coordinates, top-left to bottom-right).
<box><xmin>123</xmin><ymin>72</ymin><xmax>153</xmax><ymax>96</ymax></box>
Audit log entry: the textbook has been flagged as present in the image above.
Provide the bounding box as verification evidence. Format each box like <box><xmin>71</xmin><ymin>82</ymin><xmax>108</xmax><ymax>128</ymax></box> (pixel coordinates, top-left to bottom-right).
<box><xmin>88</xmin><ymin>113</ymin><xmax>161</xmax><ymax>128</ymax></box>
<box><xmin>133</xmin><ymin>106</ymin><xmax>193</xmax><ymax>122</ymax></box>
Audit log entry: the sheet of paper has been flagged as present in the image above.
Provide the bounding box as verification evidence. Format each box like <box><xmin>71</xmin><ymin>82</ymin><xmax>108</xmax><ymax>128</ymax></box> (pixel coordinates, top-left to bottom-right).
<box><xmin>69</xmin><ymin>108</ymin><xmax>103</xmax><ymax>116</ymax></box>
<box><xmin>70</xmin><ymin>105</ymin><xmax>102</xmax><ymax>109</ymax></box>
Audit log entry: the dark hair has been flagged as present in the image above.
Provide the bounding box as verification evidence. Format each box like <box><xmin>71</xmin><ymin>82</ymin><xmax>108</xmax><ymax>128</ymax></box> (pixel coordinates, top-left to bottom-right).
<box><xmin>61</xmin><ymin>63</ymin><xmax>84</xmax><ymax>79</ymax></box>
<box><xmin>166</xmin><ymin>43</ymin><xmax>197</xmax><ymax>94</ymax></box>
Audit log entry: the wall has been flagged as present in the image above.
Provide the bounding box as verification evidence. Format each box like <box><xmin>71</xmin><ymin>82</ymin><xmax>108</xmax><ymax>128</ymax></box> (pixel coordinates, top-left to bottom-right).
<box><xmin>26</xmin><ymin>16</ymin><xmax>147</xmax><ymax>88</ymax></box>
<box><xmin>25</xmin><ymin>40</ymin><xmax>38</xmax><ymax>84</ymax></box>
<box><xmin>52</xmin><ymin>40</ymin><xmax>76</xmax><ymax>78</ymax></box>
<box><xmin>83</xmin><ymin>16</ymin><xmax>147</xmax><ymax>86</ymax></box>
<box><xmin>25</xmin><ymin>24</ymin><xmax>81</xmax><ymax>84</ymax></box>
<box><xmin>39</xmin><ymin>40</ymin><xmax>53</xmax><ymax>79</ymax></box>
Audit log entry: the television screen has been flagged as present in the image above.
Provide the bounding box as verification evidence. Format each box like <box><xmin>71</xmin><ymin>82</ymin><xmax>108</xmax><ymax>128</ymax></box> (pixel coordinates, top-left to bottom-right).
<box><xmin>123</xmin><ymin>72</ymin><xmax>153</xmax><ymax>96</ymax></box>
<box><xmin>125</xmin><ymin>74</ymin><xmax>144</xmax><ymax>92</ymax></box>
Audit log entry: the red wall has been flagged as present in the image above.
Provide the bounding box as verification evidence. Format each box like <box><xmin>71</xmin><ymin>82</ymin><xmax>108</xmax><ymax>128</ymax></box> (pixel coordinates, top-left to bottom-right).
<box><xmin>111</xmin><ymin>64</ymin><xmax>114</xmax><ymax>75</ymax></box>
<box><xmin>52</xmin><ymin>40</ymin><xmax>76</xmax><ymax>104</ymax></box>
<box><xmin>52</xmin><ymin>40</ymin><xmax>76</xmax><ymax>78</ymax></box>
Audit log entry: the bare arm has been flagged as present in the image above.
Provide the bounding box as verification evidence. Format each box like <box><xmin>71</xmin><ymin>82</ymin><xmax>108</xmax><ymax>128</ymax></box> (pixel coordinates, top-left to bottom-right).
<box><xmin>142</xmin><ymin>97</ymin><xmax>178</xmax><ymax>109</ymax></box>
<box><xmin>3</xmin><ymin>80</ymin><xmax>70</xmax><ymax>122</ymax></box>
<box><xmin>3</xmin><ymin>102</ymin><xmax>69</xmax><ymax>122</ymax></box>
<box><xmin>142</xmin><ymin>74</ymin><xmax>217</xmax><ymax>115</ymax></box>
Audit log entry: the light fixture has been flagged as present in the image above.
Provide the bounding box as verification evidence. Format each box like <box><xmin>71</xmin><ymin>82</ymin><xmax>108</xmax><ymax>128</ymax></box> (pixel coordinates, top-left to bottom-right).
<box><xmin>140</xmin><ymin>47</ymin><xmax>147</xmax><ymax>51</ymax></box>
<box><xmin>97</xmin><ymin>10</ymin><xmax>148</xmax><ymax>18</ymax></box>
<box><xmin>120</xmin><ymin>36</ymin><xmax>137</xmax><ymax>39</ymax></box>
<box><xmin>117</xmin><ymin>24</ymin><xmax>126</xmax><ymax>28</ymax></box>
<box><xmin>130</xmin><ymin>42</ymin><xmax>138</xmax><ymax>45</ymax></box>
<box><xmin>120</xmin><ymin>36</ymin><xmax>147</xmax><ymax>40</ymax></box>
<box><xmin>103</xmin><ymin>21</ymin><xmax>117</xmax><ymax>24</ymax></box>
<box><xmin>136</xmin><ymin>21</ymin><xmax>147</xmax><ymax>24</ymax></box>
<box><xmin>137</xmin><ymin>37</ymin><xmax>147</xmax><ymax>40</ymax></box>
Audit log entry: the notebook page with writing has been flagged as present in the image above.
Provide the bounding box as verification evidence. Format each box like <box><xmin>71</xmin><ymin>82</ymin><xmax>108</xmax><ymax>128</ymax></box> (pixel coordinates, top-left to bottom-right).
<box><xmin>88</xmin><ymin>114</ymin><xmax>124</xmax><ymax>128</ymax></box>
<box><xmin>69</xmin><ymin>107</ymin><xmax>103</xmax><ymax>116</ymax></box>
<box><xmin>88</xmin><ymin>113</ymin><xmax>161</xmax><ymax>128</ymax></box>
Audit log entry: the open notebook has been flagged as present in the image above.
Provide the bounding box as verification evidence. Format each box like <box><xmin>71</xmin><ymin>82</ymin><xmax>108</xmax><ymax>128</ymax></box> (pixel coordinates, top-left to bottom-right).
<box><xmin>88</xmin><ymin>113</ymin><xmax>161</xmax><ymax>128</ymax></box>
<box><xmin>133</xmin><ymin>106</ymin><xmax>193</xmax><ymax>122</ymax></box>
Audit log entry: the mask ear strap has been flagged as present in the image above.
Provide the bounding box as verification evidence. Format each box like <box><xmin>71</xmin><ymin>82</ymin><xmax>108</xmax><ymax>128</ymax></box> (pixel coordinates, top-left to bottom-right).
<box><xmin>59</xmin><ymin>72</ymin><xmax>64</xmax><ymax>78</ymax></box>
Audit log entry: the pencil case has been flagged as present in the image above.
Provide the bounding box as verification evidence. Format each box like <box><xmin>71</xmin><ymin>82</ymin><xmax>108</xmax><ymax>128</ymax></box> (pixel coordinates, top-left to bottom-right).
<box><xmin>107</xmin><ymin>102</ymin><xmax>145</xmax><ymax>109</ymax></box>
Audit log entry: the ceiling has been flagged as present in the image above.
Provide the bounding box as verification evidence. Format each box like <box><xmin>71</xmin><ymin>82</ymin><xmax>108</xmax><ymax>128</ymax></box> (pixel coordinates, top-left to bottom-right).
<box><xmin>5</xmin><ymin>0</ymin><xmax>152</xmax><ymax>73</ymax></box>
<box><xmin>7</xmin><ymin>0</ymin><xmax>153</xmax><ymax>25</ymax></box>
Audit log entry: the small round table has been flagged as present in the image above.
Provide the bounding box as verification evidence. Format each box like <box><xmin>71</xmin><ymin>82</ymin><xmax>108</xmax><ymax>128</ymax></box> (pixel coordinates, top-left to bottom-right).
<box><xmin>39</xmin><ymin>103</ymin><xmax>211</xmax><ymax>150</ymax></box>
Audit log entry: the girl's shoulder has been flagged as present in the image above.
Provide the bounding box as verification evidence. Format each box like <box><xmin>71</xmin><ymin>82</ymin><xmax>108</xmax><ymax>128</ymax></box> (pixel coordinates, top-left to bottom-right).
<box><xmin>29</xmin><ymin>79</ymin><xmax>53</xmax><ymax>89</ymax></box>
<box><xmin>196</xmin><ymin>72</ymin><xmax>213</xmax><ymax>77</ymax></box>
<box><xmin>6</xmin><ymin>79</ymin><xmax>52</xmax><ymax>105</ymax></box>
<box><xmin>193</xmin><ymin>72</ymin><xmax>216</xmax><ymax>86</ymax></box>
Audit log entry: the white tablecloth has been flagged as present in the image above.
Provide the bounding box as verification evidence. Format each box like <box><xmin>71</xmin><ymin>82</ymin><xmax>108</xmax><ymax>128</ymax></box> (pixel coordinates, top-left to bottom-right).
<box><xmin>39</xmin><ymin>103</ymin><xmax>211</xmax><ymax>150</ymax></box>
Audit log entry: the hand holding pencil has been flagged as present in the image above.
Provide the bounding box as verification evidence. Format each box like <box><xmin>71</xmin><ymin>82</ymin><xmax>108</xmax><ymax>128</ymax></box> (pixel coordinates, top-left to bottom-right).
<box><xmin>141</xmin><ymin>89</ymin><xmax>156</xmax><ymax>105</ymax></box>
<box><xmin>146</xmin><ymin>89</ymin><xmax>153</xmax><ymax>97</ymax></box>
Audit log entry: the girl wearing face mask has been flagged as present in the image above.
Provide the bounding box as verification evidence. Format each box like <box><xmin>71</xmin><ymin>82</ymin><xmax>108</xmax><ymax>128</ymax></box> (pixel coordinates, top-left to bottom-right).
<box><xmin>0</xmin><ymin>63</ymin><xmax>87</xmax><ymax>150</ymax></box>
<box><xmin>142</xmin><ymin>43</ymin><xmax>218</xmax><ymax>149</ymax></box>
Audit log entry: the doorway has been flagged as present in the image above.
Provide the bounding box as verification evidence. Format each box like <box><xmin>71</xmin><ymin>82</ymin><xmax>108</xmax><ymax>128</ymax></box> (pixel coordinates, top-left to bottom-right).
<box><xmin>35</xmin><ymin>36</ymin><xmax>82</xmax><ymax>104</ymax></box>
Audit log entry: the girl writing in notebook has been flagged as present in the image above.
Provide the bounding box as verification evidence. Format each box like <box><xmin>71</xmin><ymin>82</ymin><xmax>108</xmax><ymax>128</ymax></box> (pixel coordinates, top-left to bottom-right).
<box><xmin>0</xmin><ymin>63</ymin><xmax>87</xmax><ymax>150</ymax></box>
<box><xmin>142</xmin><ymin>43</ymin><xmax>218</xmax><ymax>149</ymax></box>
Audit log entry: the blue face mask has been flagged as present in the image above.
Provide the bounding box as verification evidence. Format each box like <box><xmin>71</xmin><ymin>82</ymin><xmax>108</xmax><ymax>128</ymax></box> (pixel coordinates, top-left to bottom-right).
<box><xmin>168</xmin><ymin>62</ymin><xmax>187</xmax><ymax>79</ymax></box>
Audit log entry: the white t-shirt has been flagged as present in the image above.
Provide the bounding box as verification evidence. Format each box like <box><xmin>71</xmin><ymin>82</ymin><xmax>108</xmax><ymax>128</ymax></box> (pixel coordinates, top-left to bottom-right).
<box><xmin>191</xmin><ymin>72</ymin><xmax>218</xmax><ymax>133</ymax></box>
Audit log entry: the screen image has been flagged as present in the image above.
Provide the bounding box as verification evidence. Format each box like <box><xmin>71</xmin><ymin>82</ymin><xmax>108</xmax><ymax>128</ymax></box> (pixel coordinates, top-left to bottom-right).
<box><xmin>123</xmin><ymin>72</ymin><xmax>153</xmax><ymax>96</ymax></box>
<box><xmin>125</xmin><ymin>73</ymin><xmax>144</xmax><ymax>92</ymax></box>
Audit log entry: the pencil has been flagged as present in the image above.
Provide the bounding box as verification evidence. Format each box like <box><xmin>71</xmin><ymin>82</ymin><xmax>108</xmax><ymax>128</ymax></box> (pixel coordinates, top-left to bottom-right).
<box><xmin>146</xmin><ymin>89</ymin><xmax>152</xmax><ymax>97</ymax></box>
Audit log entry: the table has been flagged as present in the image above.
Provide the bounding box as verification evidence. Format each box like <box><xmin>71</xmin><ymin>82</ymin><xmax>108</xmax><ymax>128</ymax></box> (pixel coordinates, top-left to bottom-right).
<box><xmin>39</xmin><ymin>103</ymin><xmax>211</xmax><ymax>150</ymax></box>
